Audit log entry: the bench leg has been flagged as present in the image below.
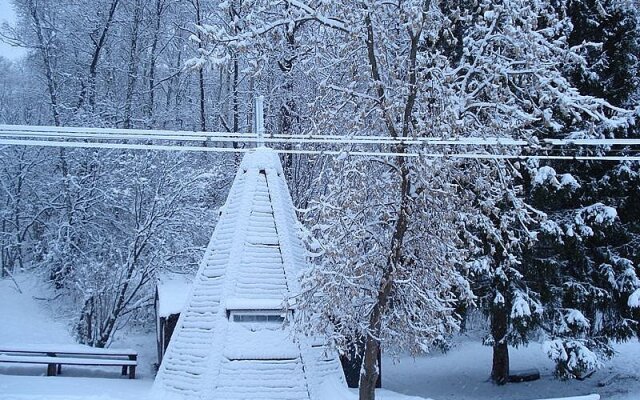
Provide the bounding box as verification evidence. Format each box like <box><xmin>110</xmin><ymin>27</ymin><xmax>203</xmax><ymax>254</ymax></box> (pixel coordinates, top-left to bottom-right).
<box><xmin>47</xmin><ymin>363</ymin><xmax>57</xmax><ymax>376</ymax></box>
<box><xmin>121</xmin><ymin>366</ymin><xmax>127</xmax><ymax>376</ymax></box>
<box><xmin>57</xmin><ymin>364</ymin><xmax>62</xmax><ymax>375</ymax></box>
<box><xmin>128</xmin><ymin>365</ymin><xmax>136</xmax><ymax>379</ymax></box>
<box><xmin>127</xmin><ymin>354</ymin><xmax>137</xmax><ymax>379</ymax></box>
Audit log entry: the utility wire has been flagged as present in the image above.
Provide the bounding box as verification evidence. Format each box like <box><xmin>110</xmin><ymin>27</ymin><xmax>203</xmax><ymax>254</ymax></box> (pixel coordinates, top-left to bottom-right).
<box><xmin>2</xmin><ymin>124</ymin><xmax>640</xmax><ymax>147</ymax></box>
<box><xmin>2</xmin><ymin>138</ymin><xmax>640</xmax><ymax>161</ymax></box>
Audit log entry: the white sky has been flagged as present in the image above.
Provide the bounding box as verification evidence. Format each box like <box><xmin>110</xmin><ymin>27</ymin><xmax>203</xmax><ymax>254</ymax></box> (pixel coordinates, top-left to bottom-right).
<box><xmin>0</xmin><ymin>0</ymin><xmax>27</xmax><ymax>60</ymax></box>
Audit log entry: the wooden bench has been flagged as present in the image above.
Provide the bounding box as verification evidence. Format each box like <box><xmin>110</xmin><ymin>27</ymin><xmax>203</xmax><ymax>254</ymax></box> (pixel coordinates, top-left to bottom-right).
<box><xmin>0</xmin><ymin>345</ymin><xmax>138</xmax><ymax>379</ymax></box>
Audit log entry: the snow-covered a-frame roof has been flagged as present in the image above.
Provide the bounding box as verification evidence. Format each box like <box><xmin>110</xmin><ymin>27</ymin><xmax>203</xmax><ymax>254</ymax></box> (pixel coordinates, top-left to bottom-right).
<box><xmin>152</xmin><ymin>147</ymin><xmax>346</xmax><ymax>400</ymax></box>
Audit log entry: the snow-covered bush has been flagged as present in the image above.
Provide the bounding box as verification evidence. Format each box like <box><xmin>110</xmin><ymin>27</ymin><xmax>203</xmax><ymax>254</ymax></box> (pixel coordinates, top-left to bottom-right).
<box><xmin>543</xmin><ymin>339</ymin><xmax>602</xmax><ymax>379</ymax></box>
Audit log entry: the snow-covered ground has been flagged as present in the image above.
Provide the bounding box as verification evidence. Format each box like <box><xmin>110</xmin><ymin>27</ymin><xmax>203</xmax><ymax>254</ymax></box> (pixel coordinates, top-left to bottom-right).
<box><xmin>0</xmin><ymin>276</ymin><xmax>155</xmax><ymax>400</ymax></box>
<box><xmin>1</xmin><ymin>276</ymin><xmax>638</xmax><ymax>400</ymax></box>
<box><xmin>383</xmin><ymin>339</ymin><xmax>639</xmax><ymax>400</ymax></box>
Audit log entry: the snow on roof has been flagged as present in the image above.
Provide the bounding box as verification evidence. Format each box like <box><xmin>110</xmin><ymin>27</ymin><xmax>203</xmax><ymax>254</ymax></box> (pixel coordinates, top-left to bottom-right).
<box><xmin>223</xmin><ymin>323</ymin><xmax>299</xmax><ymax>360</ymax></box>
<box><xmin>224</xmin><ymin>297</ymin><xmax>287</xmax><ymax>311</ymax></box>
<box><xmin>152</xmin><ymin>147</ymin><xmax>345</xmax><ymax>400</ymax></box>
<box><xmin>157</xmin><ymin>280</ymin><xmax>191</xmax><ymax>318</ymax></box>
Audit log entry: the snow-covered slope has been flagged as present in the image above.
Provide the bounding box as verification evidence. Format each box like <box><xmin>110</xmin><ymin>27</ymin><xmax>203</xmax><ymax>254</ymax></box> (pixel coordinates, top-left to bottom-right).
<box><xmin>0</xmin><ymin>278</ymin><xmax>75</xmax><ymax>347</ymax></box>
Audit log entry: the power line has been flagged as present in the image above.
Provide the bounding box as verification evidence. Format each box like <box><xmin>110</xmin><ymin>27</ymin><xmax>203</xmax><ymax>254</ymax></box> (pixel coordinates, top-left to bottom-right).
<box><xmin>2</xmin><ymin>138</ymin><xmax>640</xmax><ymax>161</ymax></box>
<box><xmin>0</xmin><ymin>126</ymin><xmax>529</xmax><ymax>145</ymax></box>
<box><xmin>2</xmin><ymin>124</ymin><xmax>640</xmax><ymax>147</ymax></box>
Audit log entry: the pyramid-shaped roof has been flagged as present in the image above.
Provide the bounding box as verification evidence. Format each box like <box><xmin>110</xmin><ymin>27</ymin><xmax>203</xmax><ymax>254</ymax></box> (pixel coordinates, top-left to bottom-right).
<box><xmin>152</xmin><ymin>147</ymin><xmax>345</xmax><ymax>400</ymax></box>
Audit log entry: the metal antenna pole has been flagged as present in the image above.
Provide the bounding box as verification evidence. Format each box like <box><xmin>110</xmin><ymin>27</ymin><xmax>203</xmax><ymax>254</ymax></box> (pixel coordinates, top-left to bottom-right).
<box><xmin>254</xmin><ymin>95</ymin><xmax>265</xmax><ymax>148</ymax></box>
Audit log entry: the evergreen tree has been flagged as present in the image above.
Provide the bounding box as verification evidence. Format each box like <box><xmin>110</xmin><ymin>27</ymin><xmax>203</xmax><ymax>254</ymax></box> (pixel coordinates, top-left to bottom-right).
<box><xmin>524</xmin><ymin>0</ymin><xmax>640</xmax><ymax>379</ymax></box>
<box><xmin>564</xmin><ymin>0</ymin><xmax>639</xmax><ymax>107</ymax></box>
<box><xmin>460</xmin><ymin>159</ymin><xmax>544</xmax><ymax>385</ymax></box>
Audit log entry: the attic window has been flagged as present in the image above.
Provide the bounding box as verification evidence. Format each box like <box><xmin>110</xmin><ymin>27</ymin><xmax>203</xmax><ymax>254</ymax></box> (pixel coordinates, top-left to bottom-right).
<box><xmin>233</xmin><ymin>314</ymin><xmax>284</xmax><ymax>323</ymax></box>
<box><xmin>229</xmin><ymin>310</ymin><xmax>286</xmax><ymax>324</ymax></box>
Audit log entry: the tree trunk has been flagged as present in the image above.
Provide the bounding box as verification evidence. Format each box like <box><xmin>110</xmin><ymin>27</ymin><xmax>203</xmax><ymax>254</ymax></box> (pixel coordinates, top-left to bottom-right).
<box><xmin>490</xmin><ymin>306</ymin><xmax>510</xmax><ymax>385</ymax></box>
<box><xmin>76</xmin><ymin>296</ymin><xmax>95</xmax><ymax>346</ymax></box>
<box><xmin>13</xmin><ymin>163</ymin><xmax>23</xmax><ymax>272</ymax></box>
<box><xmin>199</xmin><ymin>68</ymin><xmax>207</xmax><ymax>132</ymax></box>
<box><xmin>1</xmin><ymin>209</ymin><xmax>8</xmax><ymax>278</ymax></box>
<box><xmin>123</xmin><ymin>0</ymin><xmax>143</xmax><ymax>129</ymax></box>
<box><xmin>166</xmin><ymin>33</ymin><xmax>183</xmax><ymax>128</ymax></box>
<box><xmin>278</xmin><ymin>16</ymin><xmax>298</xmax><ymax>179</ymax></box>
<box><xmin>491</xmin><ymin>342</ymin><xmax>509</xmax><ymax>385</ymax></box>
<box><xmin>231</xmin><ymin>53</ymin><xmax>238</xmax><ymax>134</ymax></box>
<box><xmin>356</xmin><ymin>3</ymin><xmax>421</xmax><ymax>398</ymax></box>
<box><xmin>76</xmin><ymin>0</ymin><xmax>121</xmax><ymax>111</ymax></box>
<box><xmin>193</xmin><ymin>0</ymin><xmax>206</xmax><ymax>132</ymax></box>
<box><xmin>229</xmin><ymin>1</ymin><xmax>240</xmax><ymax>146</ymax></box>
<box><xmin>146</xmin><ymin>0</ymin><xmax>164</xmax><ymax>127</ymax></box>
<box><xmin>29</xmin><ymin>3</ymin><xmax>61</xmax><ymax>126</ymax></box>
<box><xmin>358</xmin><ymin>163</ymin><xmax>411</xmax><ymax>400</ymax></box>
<box><xmin>359</xmin><ymin>335</ymin><xmax>380</xmax><ymax>400</ymax></box>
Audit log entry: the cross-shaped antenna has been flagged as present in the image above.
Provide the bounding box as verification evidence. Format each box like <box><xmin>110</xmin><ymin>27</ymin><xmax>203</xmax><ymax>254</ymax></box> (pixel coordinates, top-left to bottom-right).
<box><xmin>254</xmin><ymin>95</ymin><xmax>265</xmax><ymax>148</ymax></box>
